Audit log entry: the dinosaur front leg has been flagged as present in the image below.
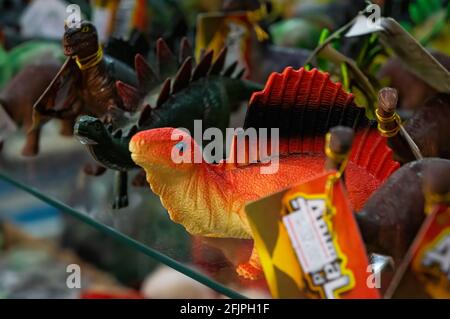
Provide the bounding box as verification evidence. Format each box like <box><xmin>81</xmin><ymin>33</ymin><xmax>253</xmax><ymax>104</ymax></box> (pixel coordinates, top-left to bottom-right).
<box><xmin>113</xmin><ymin>170</ymin><xmax>128</xmax><ymax>209</ymax></box>
<box><xmin>236</xmin><ymin>245</ymin><xmax>263</xmax><ymax>280</ymax></box>
<box><xmin>22</xmin><ymin>128</ymin><xmax>41</xmax><ymax>156</ymax></box>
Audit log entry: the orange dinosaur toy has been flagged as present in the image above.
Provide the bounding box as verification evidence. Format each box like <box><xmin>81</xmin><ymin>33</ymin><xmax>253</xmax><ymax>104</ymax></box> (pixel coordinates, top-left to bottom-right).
<box><xmin>130</xmin><ymin>67</ymin><xmax>400</xmax><ymax>279</ymax></box>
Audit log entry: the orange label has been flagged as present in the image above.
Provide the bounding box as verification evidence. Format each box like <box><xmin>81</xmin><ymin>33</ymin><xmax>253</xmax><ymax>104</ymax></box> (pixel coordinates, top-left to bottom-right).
<box><xmin>245</xmin><ymin>172</ymin><xmax>380</xmax><ymax>299</ymax></box>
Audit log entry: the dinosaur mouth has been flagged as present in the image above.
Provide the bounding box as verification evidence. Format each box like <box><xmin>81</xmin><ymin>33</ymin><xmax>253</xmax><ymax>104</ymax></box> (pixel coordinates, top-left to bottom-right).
<box><xmin>73</xmin><ymin>122</ymin><xmax>99</xmax><ymax>145</ymax></box>
<box><xmin>64</xmin><ymin>44</ymin><xmax>75</xmax><ymax>56</ymax></box>
<box><xmin>75</xmin><ymin>135</ymin><xmax>98</xmax><ymax>145</ymax></box>
<box><xmin>129</xmin><ymin>141</ymin><xmax>141</xmax><ymax>163</ymax></box>
<box><xmin>129</xmin><ymin>140</ymin><xmax>149</xmax><ymax>167</ymax></box>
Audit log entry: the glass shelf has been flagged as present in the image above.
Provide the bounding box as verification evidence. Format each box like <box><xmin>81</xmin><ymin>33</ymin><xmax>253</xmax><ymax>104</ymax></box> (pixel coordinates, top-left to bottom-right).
<box><xmin>0</xmin><ymin>123</ymin><xmax>271</xmax><ymax>299</ymax></box>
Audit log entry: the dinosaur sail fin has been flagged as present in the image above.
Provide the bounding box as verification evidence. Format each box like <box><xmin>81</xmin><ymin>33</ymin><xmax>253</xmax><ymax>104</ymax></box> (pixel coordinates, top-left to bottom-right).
<box><xmin>172</xmin><ymin>57</ymin><xmax>192</xmax><ymax>94</ymax></box>
<box><xmin>209</xmin><ymin>47</ymin><xmax>227</xmax><ymax>76</ymax></box>
<box><xmin>135</xmin><ymin>54</ymin><xmax>158</xmax><ymax>94</ymax></box>
<box><xmin>179</xmin><ymin>37</ymin><xmax>192</xmax><ymax>65</ymax></box>
<box><xmin>235</xmin><ymin>68</ymin><xmax>246</xmax><ymax>79</ymax></box>
<box><xmin>116</xmin><ymin>81</ymin><xmax>140</xmax><ymax>112</ymax></box>
<box><xmin>156</xmin><ymin>79</ymin><xmax>171</xmax><ymax>108</ymax></box>
<box><xmin>113</xmin><ymin>128</ymin><xmax>123</xmax><ymax>138</ymax></box>
<box><xmin>234</xmin><ymin>67</ymin><xmax>399</xmax><ymax>180</ymax></box>
<box><xmin>192</xmin><ymin>50</ymin><xmax>213</xmax><ymax>81</ymax></box>
<box><xmin>223</xmin><ymin>61</ymin><xmax>238</xmax><ymax>77</ymax></box>
<box><xmin>244</xmin><ymin>67</ymin><xmax>367</xmax><ymax>156</ymax></box>
<box><xmin>350</xmin><ymin>128</ymin><xmax>400</xmax><ymax>183</ymax></box>
<box><xmin>156</xmin><ymin>38</ymin><xmax>178</xmax><ymax>80</ymax></box>
<box><xmin>138</xmin><ymin>104</ymin><xmax>152</xmax><ymax>127</ymax></box>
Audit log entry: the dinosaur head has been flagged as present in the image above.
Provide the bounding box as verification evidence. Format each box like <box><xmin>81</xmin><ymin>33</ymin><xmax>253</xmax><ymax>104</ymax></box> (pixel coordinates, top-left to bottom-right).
<box><xmin>74</xmin><ymin>115</ymin><xmax>109</xmax><ymax>145</ymax></box>
<box><xmin>63</xmin><ymin>21</ymin><xmax>99</xmax><ymax>58</ymax></box>
<box><xmin>130</xmin><ymin>128</ymin><xmax>201</xmax><ymax>174</ymax></box>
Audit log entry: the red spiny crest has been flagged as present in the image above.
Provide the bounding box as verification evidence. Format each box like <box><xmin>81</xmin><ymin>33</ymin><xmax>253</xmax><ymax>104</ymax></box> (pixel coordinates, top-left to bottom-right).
<box><xmin>243</xmin><ymin>67</ymin><xmax>399</xmax><ymax>181</ymax></box>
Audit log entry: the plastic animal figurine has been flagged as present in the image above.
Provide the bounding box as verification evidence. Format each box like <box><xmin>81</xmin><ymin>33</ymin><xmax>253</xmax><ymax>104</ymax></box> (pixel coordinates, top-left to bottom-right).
<box><xmin>356</xmin><ymin>158</ymin><xmax>450</xmax><ymax>265</ymax></box>
<box><xmin>33</xmin><ymin>21</ymin><xmax>137</xmax><ymax>125</ymax></box>
<box><xmin>378</xmin><ymin>52</ymin><xmax>450</xmax><ymax>111</ymax></box>
<box><xmin>0</xmin><ymin>61</ymin><xmax>74</xmax><ymax>155</ymax></box>
<box><xmin>74</xmin><ymin>40</ymin><xmax>262</xmax><ymax>208</ymax></box>
<box><xmin>376</xmin><ymin>88</ymin><xmax>450</xmax><ymax>163</ymax></box>
<box><xmin>130</xmin><ymin>67</ymin><xmax>399</xmax><ymax>279</ymax></box>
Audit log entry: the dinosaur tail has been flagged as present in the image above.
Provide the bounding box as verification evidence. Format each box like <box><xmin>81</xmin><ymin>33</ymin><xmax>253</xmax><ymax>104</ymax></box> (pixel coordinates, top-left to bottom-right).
<box><xmin>243</xmin><ymin>67</ymin><xmax>399</xmax><ymax>182</ymax></box>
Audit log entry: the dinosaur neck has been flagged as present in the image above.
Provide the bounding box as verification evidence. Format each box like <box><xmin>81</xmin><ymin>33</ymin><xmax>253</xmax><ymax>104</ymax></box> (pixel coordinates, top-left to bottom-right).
<box><xmin>142</xmin><ymin>163</ymin><xmax>251</xmax><ymax>239</ymax></box>
<box><xmin>87</xmin><ymin>133</ymin><xmax>136</xmax><ymax>170</ymax></box>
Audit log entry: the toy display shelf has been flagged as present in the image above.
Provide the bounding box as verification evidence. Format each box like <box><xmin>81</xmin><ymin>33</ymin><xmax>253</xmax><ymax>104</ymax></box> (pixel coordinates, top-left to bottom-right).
<box><xmin>0</xmin><ymin>124</ymin><xmax>269</xmax><ymax>299</ymax></box>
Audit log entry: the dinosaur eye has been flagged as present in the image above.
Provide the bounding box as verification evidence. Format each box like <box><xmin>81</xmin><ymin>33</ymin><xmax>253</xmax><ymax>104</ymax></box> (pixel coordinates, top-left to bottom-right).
<box><xmin>94</xmin><ymin>122</ymin><xmax>101</xmax><ymax>130</ymax></box>
<box><xmin>175</xmin><ymin>141</ymin><xmax>186</xmax><ymax>154</ymax></box>
<box><xmin>81</xmin><ymin>26</ymin><xmax>90</xmax><ymax>33</ymax></box>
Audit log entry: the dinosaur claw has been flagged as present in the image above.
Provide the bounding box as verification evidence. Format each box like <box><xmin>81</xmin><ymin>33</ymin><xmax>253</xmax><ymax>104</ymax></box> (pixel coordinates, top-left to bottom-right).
<box><xmin>236</xmin><ymin>261</ymin><xmax>263</xmax><ymax>280</ymax></box>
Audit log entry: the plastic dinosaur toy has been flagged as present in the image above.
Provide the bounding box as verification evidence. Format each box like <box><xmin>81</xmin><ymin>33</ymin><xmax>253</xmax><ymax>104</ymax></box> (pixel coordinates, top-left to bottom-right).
<box><xmin>378</xmin><ymin>52</ymin><xmax>450</xmax><ymax>111</ymax></box>
<box><xmin>74</xmin><ymin>39</ymin><xmax>262</xmax><ymax>208</ymax></box>
<box><xmin>130</xmin><ymin>67</ymin><xmax>400</xmax><ymax>279</ymax></box>
<box><xmin>33</xmin><ymin>21</ymin><xmax>137</xmax><ymax>126</ymax></box>
<box><xmin>376</xmin><ymin>88</ymin><xmax>450</xmax><ymax>163</ymax></box>
<box><xmin>357</xmin><ymin>158</ymin><xmax>450</xmax><ymax>265</ymax></box>
<box><xmin>0</xmin><ymin>60</ymin><xmax>75</xmax><ymax>155</ymax></box>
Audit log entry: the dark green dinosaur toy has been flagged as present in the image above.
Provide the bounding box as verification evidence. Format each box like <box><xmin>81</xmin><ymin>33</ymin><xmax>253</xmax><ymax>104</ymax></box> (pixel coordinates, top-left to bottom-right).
<box><xmin>74</xmin><ymin>39</ymin><xmax>263</xmax><ymax>209</ymax></box>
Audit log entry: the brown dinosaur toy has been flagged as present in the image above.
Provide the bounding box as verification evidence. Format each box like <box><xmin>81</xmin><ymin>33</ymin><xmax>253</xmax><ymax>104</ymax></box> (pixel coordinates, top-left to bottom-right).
<box><xmin>376</xmin><ymin>88</ymin><xmax>450</xmax><ymax>163</ymax></box>
<box><xmin>378</xmin><ymin>52</ymin><xmax>450</xmax><ymax>112</ymax></box>
<box><xmin>33</xmin><ymin>21</ymin><xmax>137</xmax><ymax>127</ymax></box>
<box><xmin>356</xmin><ymin>158</ymin><xmax>450</xmax><ymax>265</ymax></box>
<box><xmin>0</xmin><ymin>61</ymin><xmax>75</xmax><ymax>156</ymax></box>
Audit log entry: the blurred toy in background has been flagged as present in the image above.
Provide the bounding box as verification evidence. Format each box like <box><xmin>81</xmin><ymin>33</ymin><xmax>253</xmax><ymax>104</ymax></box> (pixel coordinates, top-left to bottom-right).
<box><xmin>195</xmin><ymin>2</ymin><xmax>311</xmax><ymax>83</ymax></box>
<box><xmin>0</xmin><ymin>40</ymin><xmax>64</xmax><ymax>89</ymax></box>
<box><xmin>146</xmin><ymin>0</ymin><xmax>188</xmax><ymax>48</ymax></box>
<box><xmin>90</xmin><ymin>0</ymin><xmax>149</xmax><ymax>43</ymax></box>
<box><xmin>301</xmin><ymin>11</ymin><xmax>450</xmax><ymax>123</ymax></box>
<box><xmin>399</xmin><ymin>0</ymin><xmax>450</xmax><ymax>54</ymax></box>
<box><xmin>269</xmin><ymin>0</ymin><xmax>368</xmax><ymax>50</ymax></box>
<box><xmin>0</xmin><ymin>0</ymin><xmax>29</xmax><ymax>48</ymax></box>
<box><xmin>0</xmin><ymin>60</ymin><xmax>74</xmax><ymax>155</ymax></box>
<box><xmin>130</xmin><ymin>67</ymin><xmax>399</xmax><ymax>279</ymax></box>
<box><xmin>74</xmin><ymin>39</ymin><xmax>262</xmax><ymax>208</ymax></box>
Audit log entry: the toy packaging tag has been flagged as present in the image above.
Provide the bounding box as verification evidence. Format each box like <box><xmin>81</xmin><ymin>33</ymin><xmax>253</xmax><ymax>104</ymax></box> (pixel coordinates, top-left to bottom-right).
<box><xmin>195</xmin><ymin>12</ymin><xmax>252</xmax><ymax>78</ymax></box>
<box><xmin>245</xmin><ymin>172</ymin><xmax>379</xmax><ymax>299</ymax></box>
<box><xmin>0</xmin><ymin>103</ymin><xmax>18</xmax><ymax>141</ymax></box>
<box><xmin>386</xmin><ymin>204</ymin><xmax>450</xmax><ymax>298</ymax></box>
